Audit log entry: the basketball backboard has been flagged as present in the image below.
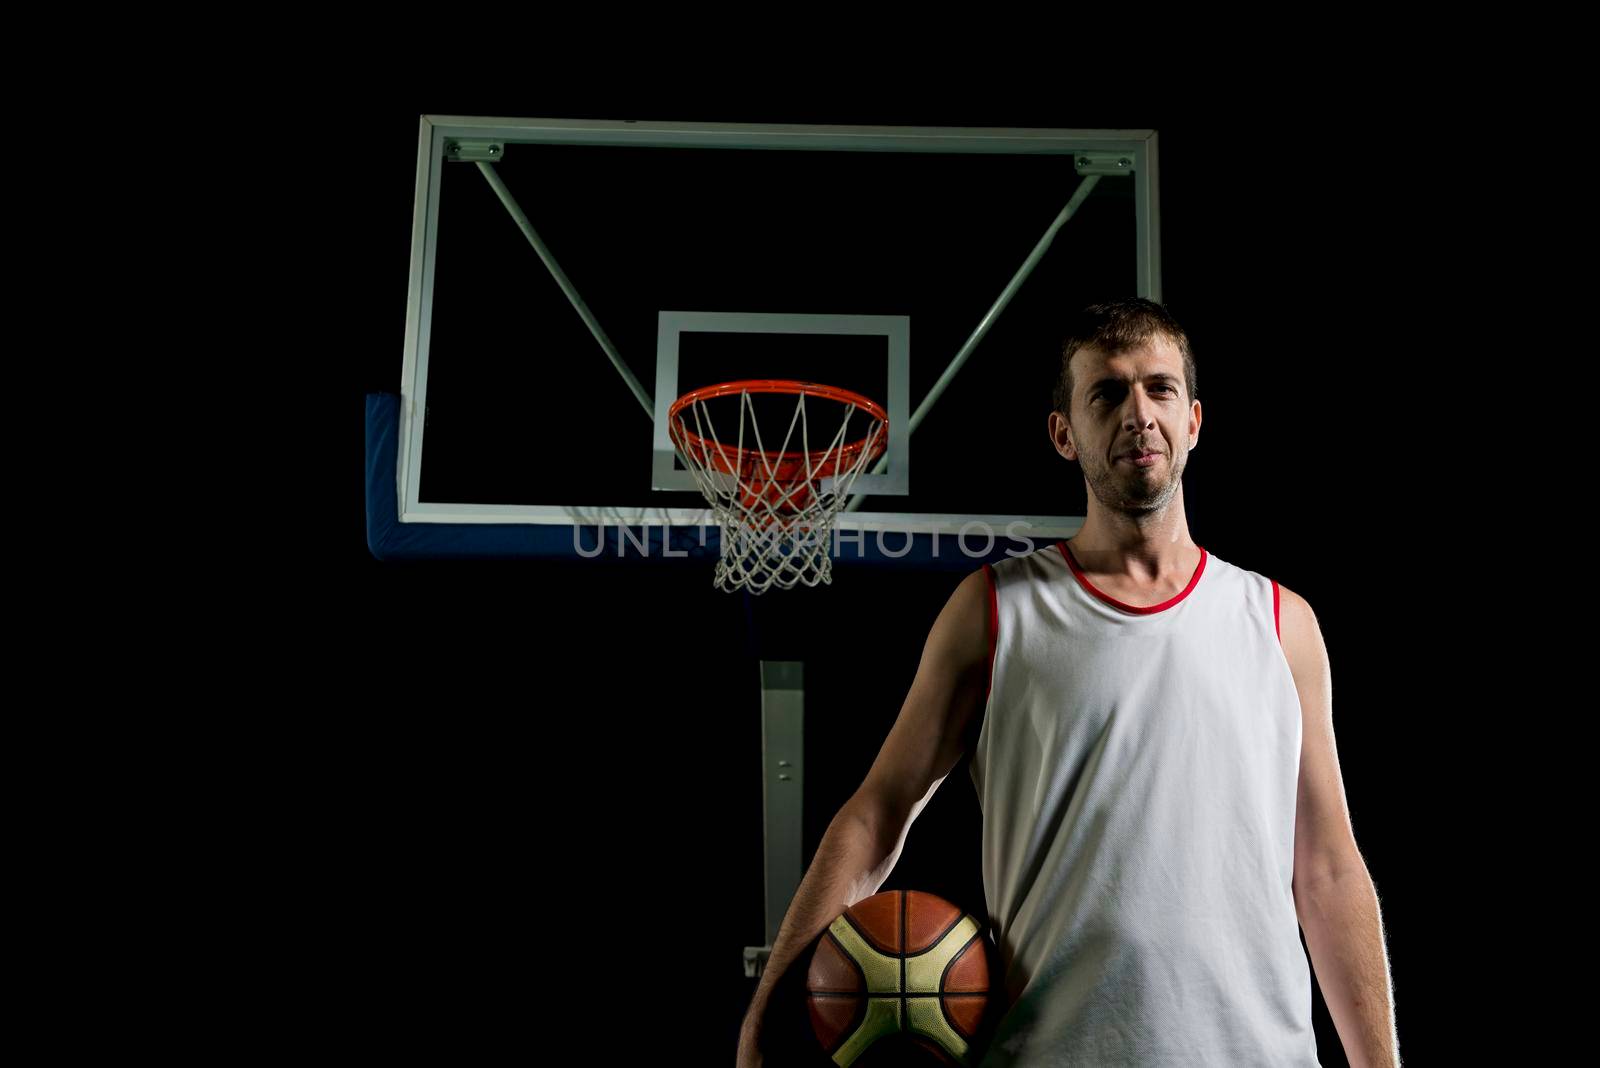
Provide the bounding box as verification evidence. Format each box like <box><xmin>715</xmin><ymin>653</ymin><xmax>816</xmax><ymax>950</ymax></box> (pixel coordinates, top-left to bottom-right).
<box><xmin>375</xmin><ymin>116</ymin><xmax>1162</xmax><ymax>570</ymax></box>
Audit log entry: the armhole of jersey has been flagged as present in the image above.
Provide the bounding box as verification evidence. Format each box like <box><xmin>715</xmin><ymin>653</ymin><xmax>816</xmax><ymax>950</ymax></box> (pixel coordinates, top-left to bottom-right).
<box><xmin>1271</xmin><ymin>578</ymin><xmax>1282</xmax><ymax>644</ymax></box>
<box><xmin>981</xmin><ymin>563</ymin><xmax>999</xmax><ymax>701</ymax></box>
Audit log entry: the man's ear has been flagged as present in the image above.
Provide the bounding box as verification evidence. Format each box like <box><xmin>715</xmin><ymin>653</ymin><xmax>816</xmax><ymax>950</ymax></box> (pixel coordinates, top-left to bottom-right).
<box><xmin>1047</xmin><ymin>410</ymin><xmax>1075</xmax><ymax>461</ymax></box>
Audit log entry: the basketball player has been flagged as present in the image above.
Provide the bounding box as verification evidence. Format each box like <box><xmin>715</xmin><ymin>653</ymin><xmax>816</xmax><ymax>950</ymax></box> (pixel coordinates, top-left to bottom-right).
<box><xmin>737</xmin><ymin>300</ymin><xmax>1399</xmax><ymax>1067</ymax></box>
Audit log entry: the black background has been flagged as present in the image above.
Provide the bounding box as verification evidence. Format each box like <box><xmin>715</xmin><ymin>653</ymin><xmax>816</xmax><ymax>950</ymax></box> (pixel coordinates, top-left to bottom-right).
<box><xmin>225</xmin><ymin>54</ymin><xmax>1491</xmax><ymax>1066</ymax></box>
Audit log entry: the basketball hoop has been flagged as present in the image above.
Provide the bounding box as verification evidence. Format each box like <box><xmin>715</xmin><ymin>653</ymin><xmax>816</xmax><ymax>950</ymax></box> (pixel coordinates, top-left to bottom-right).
<box><xmin>667</xmin><ymin>379</ymin><xmax>888</xmax><ymax>594</ymax></box>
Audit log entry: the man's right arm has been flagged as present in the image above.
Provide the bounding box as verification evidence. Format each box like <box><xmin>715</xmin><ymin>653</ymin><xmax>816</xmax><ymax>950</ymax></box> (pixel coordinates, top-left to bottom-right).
<box><xmin>735</xmin><ymin>800</ymin><xmax>905</xmax><ymax>1064</ymax></box>
<box><xmin>736</xmin><ymin>567</ymin><xmax>993</xmax><ymax>1065</ymax></box>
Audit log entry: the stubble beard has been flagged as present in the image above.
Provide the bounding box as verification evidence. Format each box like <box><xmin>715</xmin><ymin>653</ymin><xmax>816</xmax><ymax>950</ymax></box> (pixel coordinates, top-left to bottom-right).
<box><xmin>1083</xmin><ymin>447</ymin><xmax>1186</xmax><ymax>517</ymax></box>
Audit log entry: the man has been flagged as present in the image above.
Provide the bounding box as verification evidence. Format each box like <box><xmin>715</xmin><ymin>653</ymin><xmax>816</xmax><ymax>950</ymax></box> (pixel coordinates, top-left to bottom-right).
<box><xmin>737</xmin><ymin>299</ymin><xmax>1399</xmax><ymax>1066</ymax></box>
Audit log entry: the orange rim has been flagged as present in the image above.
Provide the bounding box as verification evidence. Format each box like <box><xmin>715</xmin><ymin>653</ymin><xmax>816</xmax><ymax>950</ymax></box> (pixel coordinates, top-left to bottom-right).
<box><xmin>668</xmin><ymin>379</ymin><xmax>889</xmax><ymax>478</ymax></box>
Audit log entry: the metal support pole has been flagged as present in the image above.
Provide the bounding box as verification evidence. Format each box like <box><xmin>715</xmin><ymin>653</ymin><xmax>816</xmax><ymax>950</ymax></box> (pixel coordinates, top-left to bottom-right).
<box><xmin>744</xmin><ymin>661</ymin><xmax>805</xmax><ymax>978</ymax></box>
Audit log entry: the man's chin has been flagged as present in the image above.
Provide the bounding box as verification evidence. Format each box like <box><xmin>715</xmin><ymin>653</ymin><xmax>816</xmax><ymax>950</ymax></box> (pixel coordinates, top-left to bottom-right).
<box><xmin>1110</xmin><ymin>486</ymin><xmax>1175</xmax><ymax>512</ymax></box>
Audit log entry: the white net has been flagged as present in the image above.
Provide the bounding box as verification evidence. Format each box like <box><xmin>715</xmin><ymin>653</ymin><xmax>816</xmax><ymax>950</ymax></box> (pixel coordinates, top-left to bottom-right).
<box><xmin>668</xmin><ymin>384</ymin><xmax>888</xmax><ymax>595</ymax></box>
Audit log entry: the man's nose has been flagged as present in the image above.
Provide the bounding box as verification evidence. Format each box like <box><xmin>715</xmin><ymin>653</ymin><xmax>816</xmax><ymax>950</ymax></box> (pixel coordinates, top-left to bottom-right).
<box><xmin>1121</xmin><ymin>391</ymin><xmax>1158</xmax><ymax>430</ymax></box>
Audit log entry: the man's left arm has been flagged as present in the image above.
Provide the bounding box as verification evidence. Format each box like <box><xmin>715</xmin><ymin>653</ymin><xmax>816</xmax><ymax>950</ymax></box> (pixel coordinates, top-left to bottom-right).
<box><xmin>1279</xmin><ymin>584</ymin><xmax>1401</xmax><ymax>1068</ymax></box>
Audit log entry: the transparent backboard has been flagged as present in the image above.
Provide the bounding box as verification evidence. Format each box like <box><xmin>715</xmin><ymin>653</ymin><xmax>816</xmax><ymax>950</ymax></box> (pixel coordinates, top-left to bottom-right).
<box><xmin>395</xmin><ymin>116</ymin><xmax>1161</xmax><ymax>565</ymax></box>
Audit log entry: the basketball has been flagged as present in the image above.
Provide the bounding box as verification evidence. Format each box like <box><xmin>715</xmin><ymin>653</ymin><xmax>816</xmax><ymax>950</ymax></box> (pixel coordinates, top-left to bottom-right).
<box><xmin>805</xmin><ymin>889</ymin><xmax>998</xmax><ymax>1066</ymax></box>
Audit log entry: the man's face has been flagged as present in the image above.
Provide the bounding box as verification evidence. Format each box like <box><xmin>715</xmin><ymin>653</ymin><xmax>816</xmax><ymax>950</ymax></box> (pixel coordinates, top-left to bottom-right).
<box><xmin>1049</xmin><ymin>333</ymin><xmax>1201</xmax><ymax>516</ymax></box>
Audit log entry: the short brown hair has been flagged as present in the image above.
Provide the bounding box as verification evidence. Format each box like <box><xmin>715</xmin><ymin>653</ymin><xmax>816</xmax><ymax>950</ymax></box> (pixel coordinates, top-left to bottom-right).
<box><xmin>1052</xmin><ymin>298</ymin><xmax>1198</xmax><ymax>415</ymax></box>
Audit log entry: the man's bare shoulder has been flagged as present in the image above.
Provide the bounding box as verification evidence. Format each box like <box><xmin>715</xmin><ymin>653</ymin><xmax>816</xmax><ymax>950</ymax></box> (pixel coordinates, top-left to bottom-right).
<box><xmin>934</xmin><ymin>567</ymin><xmax>992</xmax><ymax>669</ymax></box>
<box><xmin>1275</xmin><ymin>582</ymin><xmax>1320</xmax><ymax>643</ymax></box>
<box><xmin>1274</xmin><ymin>581</ymin><xmax>1331</xmax><ymax>708</ymax></box>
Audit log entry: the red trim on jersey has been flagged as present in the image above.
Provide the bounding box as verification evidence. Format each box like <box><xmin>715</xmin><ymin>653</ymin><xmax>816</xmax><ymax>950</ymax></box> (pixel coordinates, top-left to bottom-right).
<box><xmin>1272</xmin><ymin>579</ymin><xmax>1281</xmax><ymax>643</ymax></box>
<box><xmin>1055</xmin><ymin>540</ymin><xmax>1207</xmax><ymax>615</ymax></box>
<box><xmin>981</xmin><ymin>563</ymin><xmax>999</xmax><ymax>701</ymax></box>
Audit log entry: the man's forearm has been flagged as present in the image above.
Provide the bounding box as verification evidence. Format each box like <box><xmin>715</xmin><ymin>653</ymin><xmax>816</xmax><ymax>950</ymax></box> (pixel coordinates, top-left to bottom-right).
<box><xmin>741</xmin><ymin>802</ymin><xmax>901</xmax><ymax>1042</ymax></box>
<box><xmin>1295</xmin><ymin>864</ymin><xmax>1400</xmax><ymax>1068</ymax></box>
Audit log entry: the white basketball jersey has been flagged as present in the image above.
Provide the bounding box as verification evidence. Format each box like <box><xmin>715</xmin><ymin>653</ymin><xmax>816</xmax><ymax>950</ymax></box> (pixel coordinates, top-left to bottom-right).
<box><xmin>970</xmin><ymin>541</ymin><xmax>1320</xmax><ymax>1067</ymax></box>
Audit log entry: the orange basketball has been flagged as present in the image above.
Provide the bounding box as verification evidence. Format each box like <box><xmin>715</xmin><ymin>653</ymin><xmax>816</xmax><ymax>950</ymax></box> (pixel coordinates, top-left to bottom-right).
<box><xmin>805</xmin><ymin>889</ymin><xmax>998</xmax><ymax>1066</ymax></box>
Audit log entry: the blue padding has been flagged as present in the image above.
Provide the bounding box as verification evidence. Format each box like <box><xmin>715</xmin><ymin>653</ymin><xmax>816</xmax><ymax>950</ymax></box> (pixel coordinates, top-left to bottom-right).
<box><xmin>366</xmin><ymin>392</ymin><xmax>1030</xmax><ymax>571</ymax></box>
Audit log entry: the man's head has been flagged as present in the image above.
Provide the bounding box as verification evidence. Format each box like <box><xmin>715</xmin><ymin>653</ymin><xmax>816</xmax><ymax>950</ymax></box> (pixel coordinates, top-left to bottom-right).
<box><xmin>1051</xmin><ymin>298</ymin><xmax>1197</xmax><ymax>417</ymax></box>
<box><xmin>1048</xmin><ymin>299</ymin><xmax>1202</xmax><ymax>517</ymax></box>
